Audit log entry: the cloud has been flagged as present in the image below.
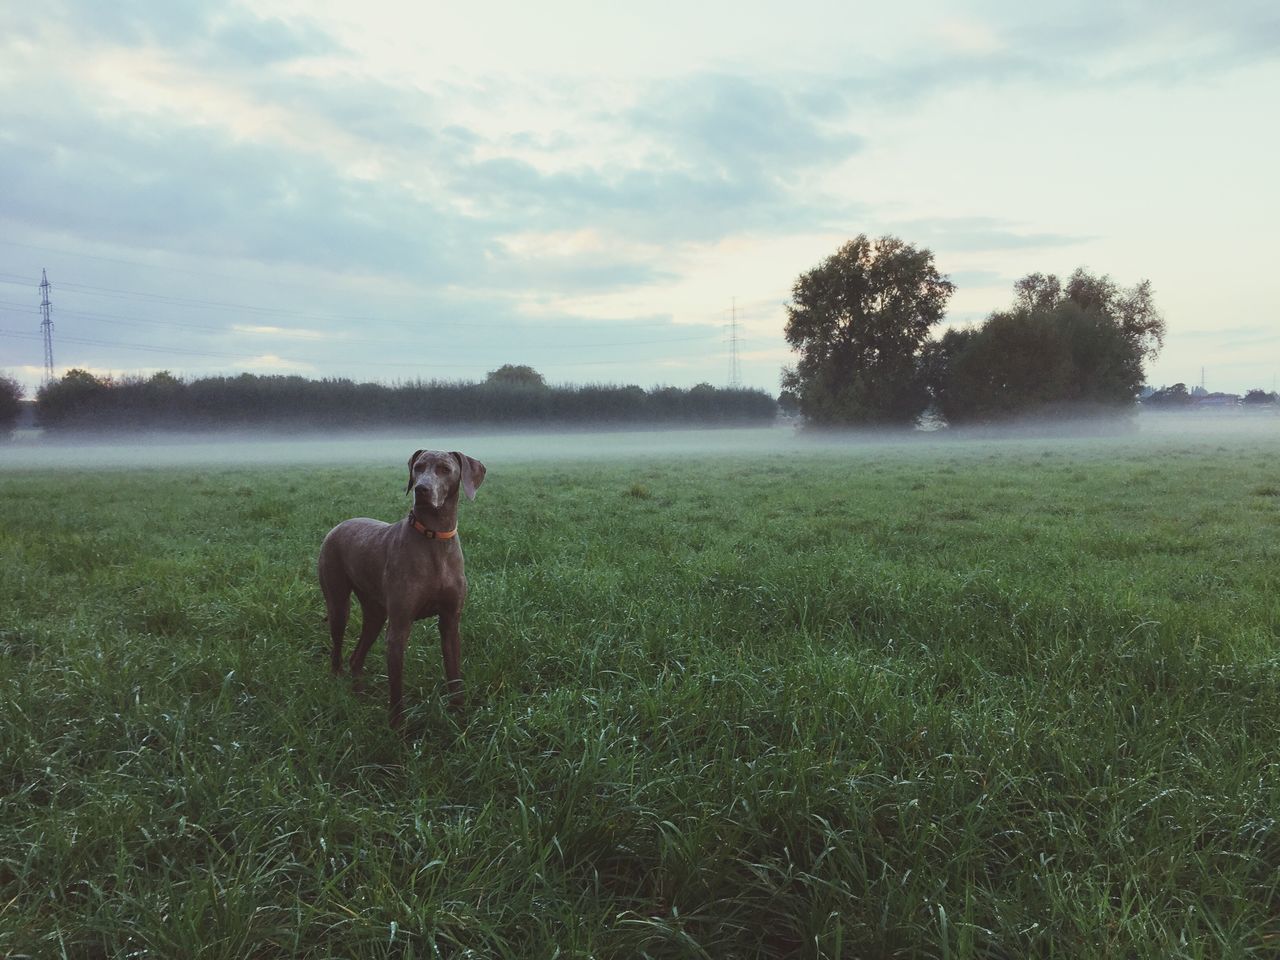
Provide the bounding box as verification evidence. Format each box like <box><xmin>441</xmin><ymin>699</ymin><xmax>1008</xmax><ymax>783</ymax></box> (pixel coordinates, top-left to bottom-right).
<box><xmin>894</xmin><ymin>217</ymin><xmax>1091</xmax><ymax>253</ymax></box>
<box><xmin>23</xmin><ymin>0</ymin><xmax>341</xmax><ymax>66</ymax></box>
<box><xmin>30</xmin><ymin>0</ymin><xmax>214</xmax><ymax>49</ymax></box>
<box><xmin>243</xmin><ymin>353</ymin><xmax>315</xmax><ymax>371</ymax></box>
<box><xmin>0</xmin><ymin>98</ymin><xmax>482</xmax><ymax>281</ymax></box>
<box><xmin>208</xmin><ymin>15</ymin><xmax>342</xmax><ymax>66</ymax></box>
<box><xmin>628</xmin><ymin>73</ymin><xmax>864</xmax><ymax>177</ymax></box>
<box><xmin>232</xmin><ymin>325</ymin><xmax>336</xmax><ymax>340</ymax></box>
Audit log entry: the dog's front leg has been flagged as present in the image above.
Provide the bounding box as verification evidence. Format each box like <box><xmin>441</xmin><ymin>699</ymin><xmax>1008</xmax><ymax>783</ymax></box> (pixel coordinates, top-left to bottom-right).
<box><xmin>385</xmin><ymin>616</ymin><xmax>412</xmax><ymax>728</ymax></box>
<box><xmin>438</xmin><ymin>607</ymin><xmax>463</xmax><ymax>711</ymax></box>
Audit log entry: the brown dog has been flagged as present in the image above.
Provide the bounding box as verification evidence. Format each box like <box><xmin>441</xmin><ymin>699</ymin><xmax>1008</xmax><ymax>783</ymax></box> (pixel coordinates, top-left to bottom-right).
<box><xmin>317</xmin><ymin>449</ymin><xmax>486</xmax><ymax>727</ymax></box>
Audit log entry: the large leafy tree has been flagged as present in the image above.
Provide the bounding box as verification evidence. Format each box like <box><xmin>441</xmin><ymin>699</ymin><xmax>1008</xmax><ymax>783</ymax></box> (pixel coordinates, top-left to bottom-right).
<box><xmin>929</xmin><ymin>270</ymin><xmax>1165</xmax><ymax>424</ymax></box>
<box><xmin>781</xmin><ymin>235</ymin><xmax>954</xmax><ymax>426</ymax></box>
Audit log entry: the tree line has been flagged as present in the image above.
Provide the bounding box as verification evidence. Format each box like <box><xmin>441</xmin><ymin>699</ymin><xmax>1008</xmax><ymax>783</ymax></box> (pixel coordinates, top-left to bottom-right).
<box><xmin>25</xmin><ymin>366</ymin><xmax>777</xmax><ymax>433</ymax></box>
<box><xmin>781</xmin><ymin>235</ymin><xmax>1185</xmax><ymax>427</ymax></box>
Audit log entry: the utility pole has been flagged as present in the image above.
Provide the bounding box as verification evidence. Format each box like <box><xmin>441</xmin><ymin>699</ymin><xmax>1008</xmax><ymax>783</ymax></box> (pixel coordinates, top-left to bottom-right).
<box><xmin>39</xmin><ymin>268</ymin><xmax>54</xmax><ymax>384</ymax></box>
<box><xmin>728</xmin><ymin>297</ymin><xmax>742</xmax><ymax>389</ymax></box>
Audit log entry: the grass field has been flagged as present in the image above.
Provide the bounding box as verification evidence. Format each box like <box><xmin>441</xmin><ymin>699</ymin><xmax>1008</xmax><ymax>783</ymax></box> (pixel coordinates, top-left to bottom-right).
<box><xmin>2</xmin><ymin>429</ymin><xmax>1278</xmax><ymax>958</ymax></box>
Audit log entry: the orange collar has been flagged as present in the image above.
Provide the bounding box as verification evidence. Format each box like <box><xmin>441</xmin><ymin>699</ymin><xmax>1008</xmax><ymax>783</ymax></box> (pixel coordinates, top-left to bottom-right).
<box><xmin>408</xmin><ymin>512</ymin><xmax>457</xmax><ymax>539</ymax></box>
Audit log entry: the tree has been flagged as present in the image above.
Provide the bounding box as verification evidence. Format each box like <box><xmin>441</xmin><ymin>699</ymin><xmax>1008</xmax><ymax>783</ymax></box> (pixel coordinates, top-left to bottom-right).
<box><xmin>36</xmin><ymin>368</ymin><xmax>109</xmax><ymax>429</ymax></box>
<box><xmin>0</xmin><ymin>375</ymin><xmax>23</xmax><ymax>437</ymax></box>
<box><xmin>1142</xmin><ymin>383</ymin><xmax>1191</xmax><ymax>408</ymax></box>
<box><xmin>781</xmin><ymin>235</ymin><xmax>954</xmax><ymax>426</ymax></box>
<box><xmin>485</xmin><ymin>364</ymin><xmax>546</xmax><ymax>388</ymax></box>
<box><xmin>930</xmin><ymin>301</ymin><xmax>1141</xmax><ymax>423</ymax></box>
<box><xmin>929</xmin><ymin>269</ymin><xmax>1165</xmax><ymax>424</ymax></box>
<box><xmin>1243</xmin><ymin>389</ymin><xmax>1278</xmax><ymax>406</ymax></box>
<box><xmin>1014</xmin><ymin>268</ymin><xmax>1165</xmax><ymax>361</ymax></box>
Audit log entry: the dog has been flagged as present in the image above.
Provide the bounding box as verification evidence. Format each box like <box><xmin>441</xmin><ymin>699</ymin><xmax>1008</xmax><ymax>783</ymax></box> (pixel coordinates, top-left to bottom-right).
<box><xmin>317</xmin><ymin>449</ymin><xmax>485</xmax><ymax>727</ymax></box>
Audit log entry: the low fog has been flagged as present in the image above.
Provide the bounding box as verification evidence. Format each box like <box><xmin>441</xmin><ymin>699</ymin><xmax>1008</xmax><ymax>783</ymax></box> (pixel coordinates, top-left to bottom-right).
<box><xmin>2</xmin><ymin>410</ymin><xmax>1275</xmax><ymax>472</ymax></box>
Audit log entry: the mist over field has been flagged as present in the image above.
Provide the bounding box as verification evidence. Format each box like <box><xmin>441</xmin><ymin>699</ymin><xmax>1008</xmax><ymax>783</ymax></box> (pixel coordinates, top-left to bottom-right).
<box><xmin>3</xmin><ymin>409</ymin><xmax>1276</xmax><ymax>471</ymax></box>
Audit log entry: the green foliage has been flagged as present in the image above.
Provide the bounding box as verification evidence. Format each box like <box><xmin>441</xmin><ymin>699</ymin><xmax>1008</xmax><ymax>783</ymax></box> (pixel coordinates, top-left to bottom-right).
<box><xmin>1014</xmin><ymin>269</ymin><xmax>1165</xmax><ymax>361</ymax></box>
<box><xmin>931</xmin><ymin>301</ymin><xmax>1142</xmax><ymax>423</ymax></box>
<box><xmin>930</xmin><ymin>270</ymin><xmax>1164</xmax><ymax>425</ymax></box>
<box><xmin>484</xmin><ymin>364</ymin><xmax>547</xmax><ymax>388</ymax></box>
<box><xmin>0</xmin><ymin>374</ymin><xmax>23</xmax><ymax>436</ymax></box>
<box><xmin>32</xmin><ymin>371</ymin><xmax>777</xmax><ymax>431</ymax></box>
<box><xmin>35</xmin><ymin>367</ymin><xmax>109</xmax><ymax>427</ymax></box>
<box><xmin>782</xmin><ymin>235</ymin><xmax>955</xmax><ymax>427</ymax></box>
<box><xmin>1242</xmin><ymin>388</ymin><xmax>1278</xmax><ymax>406</ymax></box>
<box><xmin>1144</xmin><ymin>383</ymin><xmax>1193</xmax><ymax>408</ymax></box>
<box><xmin>2</xmin><ymin>434</ymin><xmax>1279</xmax><ymax>956</ymax></box>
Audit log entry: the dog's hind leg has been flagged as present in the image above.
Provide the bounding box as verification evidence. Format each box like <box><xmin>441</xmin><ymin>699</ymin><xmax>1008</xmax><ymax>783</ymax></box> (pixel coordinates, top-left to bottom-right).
<box><xmin>348</xmin><ymin>593</ymin><xmax>386</xmax><ymax>691</ymax></box>
<box><xmin>318</xmin><ymin>549</ymin><xmax>352</xmax><ymax>676</ymax></box>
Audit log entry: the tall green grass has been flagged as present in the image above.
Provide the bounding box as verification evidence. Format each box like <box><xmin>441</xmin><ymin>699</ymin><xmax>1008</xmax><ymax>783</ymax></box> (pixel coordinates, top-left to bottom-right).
<box><xmin>2</xmin><ymin>435</ymin><xmax>1278</xmax><ymax>957</ymax></box>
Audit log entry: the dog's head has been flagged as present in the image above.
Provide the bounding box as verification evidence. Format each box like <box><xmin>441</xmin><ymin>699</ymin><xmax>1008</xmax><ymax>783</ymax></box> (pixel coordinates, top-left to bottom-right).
<box><xmin>405</xmin><ymin>449</ymin><xmax>486</xmax><ymax>510</ymax></box>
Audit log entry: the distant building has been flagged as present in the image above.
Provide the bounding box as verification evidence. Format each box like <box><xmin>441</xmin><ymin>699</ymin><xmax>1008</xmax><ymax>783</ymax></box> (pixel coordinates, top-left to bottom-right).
<box><xmin>1194</xmin><ymin>393</ymin><xmax>1240</xmax><ymax>408</ymax></box>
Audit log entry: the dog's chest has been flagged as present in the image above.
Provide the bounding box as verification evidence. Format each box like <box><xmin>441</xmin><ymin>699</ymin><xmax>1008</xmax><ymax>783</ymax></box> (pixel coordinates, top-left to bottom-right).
<box><xmin>390</xmin><ymin>549</ymin><xmax>466</xmax><ymax>620</ymax></box>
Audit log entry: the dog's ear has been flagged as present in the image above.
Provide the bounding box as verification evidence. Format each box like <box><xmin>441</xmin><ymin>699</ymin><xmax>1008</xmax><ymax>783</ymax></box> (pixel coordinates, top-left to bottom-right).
<box><xmin>405</xmin><ymin>449</ymin><xmax>425</xmax><ymax>494</ymax></box>
<box><xmin>451</xmin><ymin>452</ymin><xmax>486</xmax><ymax>501</ymax></box>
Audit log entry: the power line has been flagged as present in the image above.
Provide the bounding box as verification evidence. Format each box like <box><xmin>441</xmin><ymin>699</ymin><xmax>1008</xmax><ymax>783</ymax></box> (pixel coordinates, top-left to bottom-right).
<box><xmin>0</xmin><ymin>274</ymin><xmax>691</xmax><ymax>331</ymax></box>
<box><xmin>1</xmin><ymin>264</ymin><xmax>762</xmax><ymax>382</ymax></box>
<box><xmin>0</xmin><ymin>305</ymin><xmax>721</xmax><ymax>353</ymax></box>
<box><xmin>0</xmin><ymin>328</ymin><xmax>685</xmax><ymax>370</ymax></box>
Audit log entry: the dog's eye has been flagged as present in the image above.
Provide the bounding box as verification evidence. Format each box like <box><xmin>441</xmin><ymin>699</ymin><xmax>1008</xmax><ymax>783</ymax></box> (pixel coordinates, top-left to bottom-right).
<box><xmin>435</xmin><ymin>464</ymin><xmax>451</xmax><ymax>476</ymax></box>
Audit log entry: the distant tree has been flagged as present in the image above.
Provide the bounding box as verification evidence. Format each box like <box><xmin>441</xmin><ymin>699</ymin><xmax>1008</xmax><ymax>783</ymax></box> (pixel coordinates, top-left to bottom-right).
<box><xmin>485</xmin><ymin>364</ymin><xmax>546</xmax><ymax>388</ymax></box>
<box><xmin>781</xmin><ymin>234</ymin><xmax>955</xmax><ymax>426</ymax></box>
<box><xmin>929</xmin><ymin>270</ymin><xmax>1164</xmax><ymax>424</ymax></box>
<box><xmin>1143</xmin><ymin>383</ymin><xmax>1192</xmax><ymax>407</ymax></box>
<box><xmin>777</xmin><ymin>390</ymin><xmax>800</xmax><ymax>416</ymax></box>
<box><xmin>0</xmin><ymin>375</ymin><xmax>23</xmax><ymax>437</ymax></box>
<box><xmin>36</xmin><ymin>368</ymin><xmax>109</xmax><ymax>428</ymax></box>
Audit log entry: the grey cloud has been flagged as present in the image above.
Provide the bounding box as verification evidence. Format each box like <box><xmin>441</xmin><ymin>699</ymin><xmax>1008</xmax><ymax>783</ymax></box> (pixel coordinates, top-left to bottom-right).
<box><xmin>37</xmin><ymin>0</ymin><xmax>213</xmax><ymax>48</ymax></box>
<box><xmin>995</xmin><ymin>1</ymin><xmax>1280</xmax><ymax>83</ymax></box>
<box><xmin>828</xmin><ymin>2</ymin><xmax>1278</xmax><ymax>106</ymax></box>
<box><xmin>21</xmin><ymin>0</ymin><xmax>341</xmax><ymax>69</ymax></box>
<box><xmin>208</xmin><ymin>15</ymin><xmax>342</xmax><ymax>65</ymax></box>
<box><xmin>628</xmin><ymin>73</ymin><xmax>864</xmax><ymax>176</ymax></box>
<box><xmin>441</xmin><ymin>73</ymin><xmax>866</xmax><ymax>241</ymax></box>
<box><xmin>0</xmin><ymin>106</ymin><xmax>477</xmax><ymax>282</ymax></box>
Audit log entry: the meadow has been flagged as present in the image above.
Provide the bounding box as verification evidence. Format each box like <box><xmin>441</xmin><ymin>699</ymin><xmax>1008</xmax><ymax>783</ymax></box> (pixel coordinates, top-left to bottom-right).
<box><xmin>1</xmin><ymin>427</ymin><xmax>1278</xmax><ymax>958</ymax></box>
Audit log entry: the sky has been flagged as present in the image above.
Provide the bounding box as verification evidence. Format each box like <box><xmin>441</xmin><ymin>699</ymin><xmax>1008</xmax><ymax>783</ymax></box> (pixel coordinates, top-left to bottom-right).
<box><xmin>1</xmin><ymin>0</ymin><xmax>1277</xmax><ymax>398</ymax></box>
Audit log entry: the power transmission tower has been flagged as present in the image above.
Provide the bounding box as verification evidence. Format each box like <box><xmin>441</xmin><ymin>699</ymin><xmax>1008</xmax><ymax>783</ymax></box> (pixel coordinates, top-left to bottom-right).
<box><xmin>39</xmin><ymin>268</ymin><xmax>54</xmax><ymax>383</ymax></box>
<box><xmin>728</xmin><ymin>297</ymin><xmax>742</xmax><ymax>389</ymax></box>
